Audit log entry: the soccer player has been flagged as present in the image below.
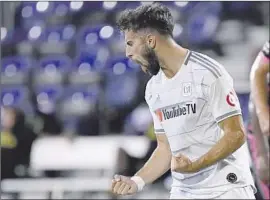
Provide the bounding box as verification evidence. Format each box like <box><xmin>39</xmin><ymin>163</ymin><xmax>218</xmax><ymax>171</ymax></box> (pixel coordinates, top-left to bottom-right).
<box><xmin>249</xmin><ymin>40</ymin><xmax>269</xmax><ymax>198</ymax></box>
<box><xmin>111</xmin><ymin>3</ymin><xmax>256</xmax><ymax>199</ymax></box>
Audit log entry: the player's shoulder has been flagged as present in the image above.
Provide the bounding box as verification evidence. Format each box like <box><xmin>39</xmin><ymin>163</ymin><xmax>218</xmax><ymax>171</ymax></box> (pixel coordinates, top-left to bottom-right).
<box><xmin>187</xmin><ymin>51</ymin><xmax>230</xmax><ymax>85</ymax></box>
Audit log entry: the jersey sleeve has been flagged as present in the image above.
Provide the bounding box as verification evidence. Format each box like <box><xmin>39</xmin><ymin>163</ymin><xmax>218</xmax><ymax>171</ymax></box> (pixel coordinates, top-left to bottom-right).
<box><xmin>209</xmin><ymin>75</ymin><xmax>242</xmax><ymax>123</ymax></box>
<box><xmin>261</xmin><ymin>40</ymin><xmax>270</xmax><ymax>60</ymax></box>
<box><xmin>145</xmin><ymin>81</ymin><xmax>165</xmax><ymax>134</ymax></box>
<box><xmin>148</xmin><ymin>108</ymin><xmax>165</xmax><ymax>134</ymax></box>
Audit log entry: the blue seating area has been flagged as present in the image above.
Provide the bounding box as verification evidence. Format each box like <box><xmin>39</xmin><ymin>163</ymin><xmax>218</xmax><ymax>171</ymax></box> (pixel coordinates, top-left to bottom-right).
<box><xmin>1</xmin><ymin>2</ymin><xmax>269</xmax><ymax>199</ymax></box>
<box><xmin>1</xmin><ymin>1</ymin><xmax>266</xmax><ymax>133</ymax></box>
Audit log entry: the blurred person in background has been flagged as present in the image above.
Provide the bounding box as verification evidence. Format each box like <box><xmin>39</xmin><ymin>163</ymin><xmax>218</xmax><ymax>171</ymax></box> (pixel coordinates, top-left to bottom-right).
<box><xmin>28</xmin><ymin>90</ymin><xmax>63</xmax><ymax>177</ymax></box>
<box><xmin>111</xmin><ymin>3</ymin><xmax>256</xmax><ymax>199</ymax></box>
<box><xmin>249</xmin><ymin>40</ymin><xmax>270</xmax><ymax>199</ymax></box>
<box><xmin>1</xmin><ymin>106</ymin><xmax>37</xmax><ymax>180</ymax></box>
<box><xmin>29</xmin><ymin>90</ymin><xmax>63</xmax><ymax>136</ymax></box>
<box><xmin>76</xmin><ymin>109</ymin><xmax>101</xmax><ymax>136</ymax></box>
<box><xmin>27</xmin><ymin>70</ymin><xmax>63</xmax><ymax>136</ymax></box>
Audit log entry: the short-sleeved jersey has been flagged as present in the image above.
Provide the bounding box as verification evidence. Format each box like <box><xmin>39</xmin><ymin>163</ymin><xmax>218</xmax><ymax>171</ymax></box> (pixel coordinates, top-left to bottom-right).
<box><xmin>145</xmin><ymin>51</ymin><xmax>256</xmax><ymax>198</ymax></box>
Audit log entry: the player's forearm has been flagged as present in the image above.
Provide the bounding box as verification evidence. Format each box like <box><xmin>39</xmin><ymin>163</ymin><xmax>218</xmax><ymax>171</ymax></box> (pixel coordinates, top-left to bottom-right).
<box><xmin>250</xmin><ymin>54</ymin><xmax>269</xmax><ymax>117</ymax></box>
<box><xmin>251</xmin><ymin>67</ymin><xmax>269</xmax><ymax>116</ymax></box>
<box><xmin>192</xmin><ymin>130</ymin><xmax>245</xmax><ymax>171</ymax></box>
<box><xmin>135</xmin><ymin>146</ymin><xmax>171</xmax><ymax>184</ymax></box>
<box><xmin>250</xmin><ymin>59</ymin><xmax>269</xmax><ymax>135</ymax></box>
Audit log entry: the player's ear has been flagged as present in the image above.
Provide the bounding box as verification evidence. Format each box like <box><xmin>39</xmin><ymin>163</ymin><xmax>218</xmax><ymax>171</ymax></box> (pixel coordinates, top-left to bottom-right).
<box><xmin>146</xmin><ymin>34</ymin><xmax>156</xmax><ymax>49</ymax></box>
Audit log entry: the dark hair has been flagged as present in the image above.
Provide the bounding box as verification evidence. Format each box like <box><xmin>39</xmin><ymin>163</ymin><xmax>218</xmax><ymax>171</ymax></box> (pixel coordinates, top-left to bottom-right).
<box><xmin>117</xmin><ymin>3</ymin><xmax>174</xmax><ymax>37</ymax></box>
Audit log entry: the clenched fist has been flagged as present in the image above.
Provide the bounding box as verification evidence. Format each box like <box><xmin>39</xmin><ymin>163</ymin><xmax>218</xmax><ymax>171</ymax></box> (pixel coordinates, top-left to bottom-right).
<box><xmin>111</xmin><ymin>174</ymin><xmax>138</xmax><ymax>195</ymax></box>
<box><xmin>171</xmin><ymin>153</ymin><xmax>198</xmax><ymax>173</ymax></box>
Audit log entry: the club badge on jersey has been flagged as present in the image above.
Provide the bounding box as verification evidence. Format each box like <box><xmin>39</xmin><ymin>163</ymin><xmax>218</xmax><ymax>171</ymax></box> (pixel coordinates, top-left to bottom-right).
<box><xmin>182</xmin><ymin>83</ymin><xmax>192</xmax><ymax>97</ymax></box>
<box><xmin>226</xmin><ymin>90</ymin><xmax>237</xmax><ymax>107</ymax></box>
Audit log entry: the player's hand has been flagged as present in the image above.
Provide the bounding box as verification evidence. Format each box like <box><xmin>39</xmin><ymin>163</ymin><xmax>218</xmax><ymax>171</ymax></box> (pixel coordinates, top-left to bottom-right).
<box><xmin>111</xmin><ymin>174</ymin><xmax>138</xmax><ymax>195</ymax></box>
<box><xmin>171</xmin><ymin>153</ymin><xmax>197</xmax><ymax>173</ymax></box>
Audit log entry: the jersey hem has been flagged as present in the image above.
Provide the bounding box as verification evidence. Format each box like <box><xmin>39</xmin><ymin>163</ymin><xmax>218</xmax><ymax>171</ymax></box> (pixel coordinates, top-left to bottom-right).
<box><xmin>216</xmin><ymin>110</ymin><xmax>242</xmax><ymax>123</ymax></box>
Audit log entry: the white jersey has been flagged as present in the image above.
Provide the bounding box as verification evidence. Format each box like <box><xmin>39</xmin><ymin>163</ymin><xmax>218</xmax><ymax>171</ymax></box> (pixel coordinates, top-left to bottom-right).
<box><xmin>145</xmin><ymin>51</ymin><xmax>256</xmax><ymax>198</ymax></box>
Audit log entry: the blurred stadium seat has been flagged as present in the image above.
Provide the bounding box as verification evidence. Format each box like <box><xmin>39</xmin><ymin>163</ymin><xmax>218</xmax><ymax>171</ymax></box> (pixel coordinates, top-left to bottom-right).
<box><xmin>104</xmin><ymin>1</ymin><xmax>141</xmax><ymax>11</ymax></box>
<box><xmin>34</xmin><ymin>85</ymin><xmax>63</xmax><ymax>114</ymax></box>
<box><xmin>1</xmin><ymin>56</ymin><xmax>32</xmax><ymax>85</ymax></box>
<box><xmin>1</xmin><ymin>27</ymin><xmax>11</xmax><ymax>44</ymax></box>
<box><xmin>69</xmin><ymin>52</ymin><xmax>104</xmax><ymax>85</ymax></box>
<box><xmin>1</xmin><ymin>85</ymin><xmax>33</xmax><ymax>115</ymax></box>
<box><xmin>16</xmin><ymin>25</ymin><xmax>45</xmax><ymax>57</ymax></box>
<box><xmin>185</xmin><ymin>2</ymin><xmax>222</xmax><ymax>45</ymax></box>
<box><xmin>76</xmin><ymin>25</ymin><xmax>116</xmax><ymax>54</ymax></box>
<box><xmin>1</xmin><ymin>85</ymin><xmax>29</xmax><ymax>106</ymax></box>
<box><xmin>44</xmin><ymin>24</ymin><xmax>76</xmax><ymax>42</ymax></box>
<box><xmin>33</xmin><ymin>55</ymin><xmax>71</xmax><ymax>85</ymax></box>
<box><xmin>37</xmin><ymin>24</ymin><xmax>76</xmax><ymax>57</ymax></box>
<box><xmin>19</xmin><ymin>2</ymin><xmax>54</xmax><ymax>28</ymax></box>
<box><xmin>104</xmin><ymin>57</ymin><xmax>140</xmax><ymax>108</ymax></box>
<box><xmin>59</xmin><ymin>84</ymin><xmax>100</xmax><ymax>131</ymax></box>
<box><xmin>1</xmin><ymin>27</ymin><xmax>20</xmax><ymax>57</ymax></box>
<box><xmin>52</xmin><ymin>2</ymin><xmax>70</xmax><ymax>16</ymax></box>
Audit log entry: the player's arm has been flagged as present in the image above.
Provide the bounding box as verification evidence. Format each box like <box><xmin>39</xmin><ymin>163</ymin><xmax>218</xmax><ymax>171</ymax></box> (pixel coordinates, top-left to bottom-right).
<box><xmin>111</xmin><ymin>83</ymin><xmax>171</xmax><ymax>195</ymax></box>
<box><xmin>111</xmin><ymin>128</ymin><xmax>171</xmax><ymax>195</ymax></box>
<box><xmin>134</xmin><ymin>133</ymin><xmax>172</xmax><ymax>184</ymax></box>
<box><xmin>134</xmin><ymin>82</ymin><xmax>171</xmax><ymax>184</ymax></box>
<box><xmin>192</xmin><ymin>115</ymin><xmax>245</xmax><ymax>171</ymax></box>
<box><xmin>250</xmin><ymin>41</ymin><xmax>269</xmax><ymax>136</ymax></box>
<box><xmin>250</xmin><ymin>108</ymin><xmax>270</xmax><ymax>184</ymax></box>
<box><xmin>191</xmin><ymin>74</ymin><xmax>245</xmax><ymax>172</ymax></box>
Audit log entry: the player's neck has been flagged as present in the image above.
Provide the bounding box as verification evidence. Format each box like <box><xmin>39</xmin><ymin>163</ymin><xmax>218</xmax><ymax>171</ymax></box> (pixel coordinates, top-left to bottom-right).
<box><xmin>156</xmin><ymin>39</ymin><xmax>188</xmax><ymax>79</ymax></box>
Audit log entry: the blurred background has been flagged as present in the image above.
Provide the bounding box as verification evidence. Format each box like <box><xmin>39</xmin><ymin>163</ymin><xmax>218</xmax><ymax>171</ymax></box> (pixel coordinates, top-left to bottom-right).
<box><xmin>0</xmin><ymin>1</ymin><xmax>269</xmax><ymax>199</ymax></box>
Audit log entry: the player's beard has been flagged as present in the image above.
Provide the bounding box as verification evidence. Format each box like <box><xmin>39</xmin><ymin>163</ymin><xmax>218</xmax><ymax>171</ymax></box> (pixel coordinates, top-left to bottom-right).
<box><xmin>142</xmin><ymin>45</ymin><xmax>160</xmax><ymax>76</ymax></box>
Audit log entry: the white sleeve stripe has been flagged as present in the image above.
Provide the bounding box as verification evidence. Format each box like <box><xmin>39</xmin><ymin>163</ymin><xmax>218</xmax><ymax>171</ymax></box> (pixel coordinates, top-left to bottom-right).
<box><xmin>190</xmin><ymin>57</ymin><xmax>220</xmax><ymax>78</ymax></box>
<box><xmin>192</xmin><ymin>52</ymin><xmax>222</xmax><ymax>76</ymax></box>
<box><xmin>155</xmin><ymin>129</ymin><xmax>165</xmax><ymax>133</ymax></box>
<box><xmin>184</xmin><ymin>50</ymin><xmax>192</xmax><ymax>65</ymax></box>
<box><xmin>216</xmin><ymin>110</ymin><xmax>242</xmax><ymax>122</ymax></box>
